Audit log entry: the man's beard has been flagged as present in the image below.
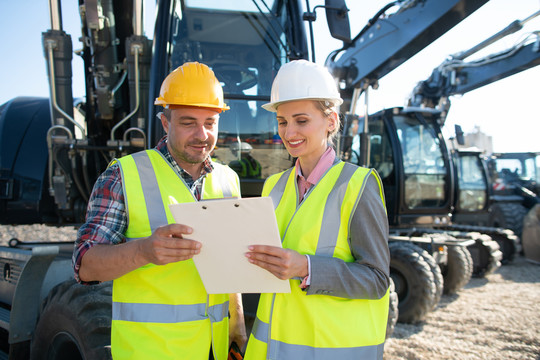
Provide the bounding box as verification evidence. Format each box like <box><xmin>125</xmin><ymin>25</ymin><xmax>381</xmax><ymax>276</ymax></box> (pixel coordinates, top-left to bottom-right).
<box><xmin>174</xmin><ymin>142</ymin><xmax>213</xmax><ymax>164</ymax></box>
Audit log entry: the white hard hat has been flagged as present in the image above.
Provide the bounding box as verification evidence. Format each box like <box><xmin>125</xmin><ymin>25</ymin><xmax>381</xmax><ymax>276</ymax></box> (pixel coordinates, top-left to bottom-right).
<box><xmin>262</xmin><ymin>60</ymin><xmax>343</xmax><ymax>112</ymax></box>
<box><xmin>230</xmin><ymin>142</ymin><xmax>252</xmax><ymax>151</ymax></box>
<box><xmin>230</xmin><ymin>141</ymin><xmax>252</xmax><ymax>156</ymax></box>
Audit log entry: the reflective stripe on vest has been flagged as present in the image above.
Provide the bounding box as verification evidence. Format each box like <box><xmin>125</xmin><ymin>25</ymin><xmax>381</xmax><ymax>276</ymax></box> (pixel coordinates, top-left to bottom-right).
<box><xmin>111</xmin><ymin>149</ymin><xmax>240</xmax><ymax>360</ymax></box>
<box><xmin>131</xmin><ymin>150</ymin><xmax>168</xmax><ymax>232</ymax></box>
<box><xmin>113</xmin><ymin>301</ymin><xmax>228</xmax><ymax>323</ymax></box>
<box><xmin>267</xmin><ymin>163</ymin><xmax>365</xmax><ymax>253</ymax></box>
<box><xmin>251</xmin><ymin>316</ymin><xmax>382</xmax><ymax>358</ymax></box>
<box><xmin>245</xmin><ymin>161</ymin><xmax>389</xmax><ymax>360</ymax></box>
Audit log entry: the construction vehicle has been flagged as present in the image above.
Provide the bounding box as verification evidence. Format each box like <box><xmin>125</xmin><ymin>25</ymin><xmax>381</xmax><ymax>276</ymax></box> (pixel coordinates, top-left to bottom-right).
<box><xmin>522</xmin><ymin>203</ymin><xmax>540</xmax><ymax>263</ymax></box>
<box><xmin>489</xmin><ymin>152</ymin><xmax>540</xmax><ymax>198</ymax></box>
<box><xmin>328</xmin><ymin>1</ymin><xmax>540</xmax><ymax>321</ymax></box>
<box><xmin>338</xmin><ymin>106</ymin><xmax>477</xmax><ymax>321</ymax></box>
<box><xmin>323</xmin><ymin>0</ymin><xmax>521</xmax><ymax>322</ymax></box>
<box><xmin>486</xmin><ymin>151</ymin><xmax>540</xmax><ymax>236</ymax></box>
<box><xmin>0</xmin><ymin>0</ymin><xmax>506</xmax><ymax>356</ymax></box>
<box><xmin>450</xmin><ymin>147</ymin><xmax>520</xmax><ymax>264</ymax></box>
<box><xmin>485</xmin><ymin>151</ymin><xmax>540</xmax><ymax>263</ymax></box>
<box><xmin>404</xmin><ymin>10</ymin><xmax>540</xmax><ymax>272</ymax></box>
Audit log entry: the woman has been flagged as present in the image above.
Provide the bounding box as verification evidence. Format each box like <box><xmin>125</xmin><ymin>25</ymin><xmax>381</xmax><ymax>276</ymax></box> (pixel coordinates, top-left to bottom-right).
<box><xmin>244</xmin><ymin>60</ymin><xmax>390</xmax><ymax>360</ymax></box>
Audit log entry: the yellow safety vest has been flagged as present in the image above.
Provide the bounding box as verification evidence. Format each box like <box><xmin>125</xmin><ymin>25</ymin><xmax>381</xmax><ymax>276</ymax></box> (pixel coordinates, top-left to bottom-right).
<box><xmin>110</xmin><ymin>149</ymin><xmax>240</xmax><ymax>360</ymax></box>
<box><xmin>244</xmin><ymin>161</ymin><xmax>389</xmax><ymax>360</ymax></box>
<box><xmin>235</xmin><ymin>157</ymin><xmax>262</xmax><ymax>178</ymax></box>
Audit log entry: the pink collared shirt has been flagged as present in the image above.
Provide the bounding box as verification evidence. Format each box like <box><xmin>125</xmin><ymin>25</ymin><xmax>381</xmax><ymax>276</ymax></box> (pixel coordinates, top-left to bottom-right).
<box><xmin>295</xmin><ymin>146</ymin><xmax>336</xmax><ymax>203</ymax></box>
<box><xmin>294</xmin><ymin>146</ymin><xmax>336</xmax><ymax>289</ymax></box>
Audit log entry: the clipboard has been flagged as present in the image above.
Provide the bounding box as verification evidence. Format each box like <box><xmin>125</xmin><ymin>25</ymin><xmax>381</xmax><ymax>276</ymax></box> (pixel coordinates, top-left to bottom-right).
<box><xmin>169</xmin><ymin>197</ymin><xmax>291</xmax><ymax>294</ymax></box>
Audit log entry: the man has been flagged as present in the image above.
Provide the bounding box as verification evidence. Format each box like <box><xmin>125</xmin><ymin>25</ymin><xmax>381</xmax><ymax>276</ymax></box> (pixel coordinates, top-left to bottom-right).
<box><xmin>73</xmin><ymin>62</ymin><xmax>247</xmax><ymax>359</ymax></box>
<box><xmin>228</xmin><ymin>142</ymin><xmax>262</xmax><ymax>179</ymax></box>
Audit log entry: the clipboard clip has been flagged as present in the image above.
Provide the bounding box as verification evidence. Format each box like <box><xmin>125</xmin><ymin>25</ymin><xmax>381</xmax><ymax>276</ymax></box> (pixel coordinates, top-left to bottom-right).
<box><xmin>201</xmin><ymin>203</ymin><xmax>240</xmax><ymax>210</ymax></box>
<box><xmin>172</xmin><ymin>195</ymin><xmax>242</xmax><ymax>210</ymax></box>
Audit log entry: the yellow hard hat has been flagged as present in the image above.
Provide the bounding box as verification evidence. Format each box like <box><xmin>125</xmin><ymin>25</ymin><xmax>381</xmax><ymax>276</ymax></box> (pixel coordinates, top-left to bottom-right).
<box><xmin>154</xmin><ymin>62</ymin><xmax>229</xmax><ymax>112</ymax></box>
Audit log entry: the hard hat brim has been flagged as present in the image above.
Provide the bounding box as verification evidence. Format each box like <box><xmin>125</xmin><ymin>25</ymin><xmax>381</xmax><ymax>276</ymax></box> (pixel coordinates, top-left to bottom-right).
<box><xmin>262</xmin><ymin>97</ymin><xmax>343</xmax><ymax>113</ymax></box>
<box><xmin>154</xmin><ymin>100</ymin><xmax>230</xmax><ymax>112</ymax></box>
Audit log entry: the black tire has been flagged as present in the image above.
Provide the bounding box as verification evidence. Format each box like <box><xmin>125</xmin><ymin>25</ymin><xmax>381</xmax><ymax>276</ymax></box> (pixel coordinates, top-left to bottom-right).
<box><xmin>30</xmin><ymin>279</ymin><xmax>112</xmax><ymax>360</ymax></box>
<box><xmin>483</xmin><ymin>240</ymin><xmax>503</xmax><ymax>276</ymax></box>
<box><xmin>489</xmin><ymin>202</ymin><xmax>528</xmax><ymax>237</ymax></box>
<box><xmin>389</xmin><ymin>242</ymin><xmax>436</xmax><ymax>323</ymax></box>
<box><xmin>399</xmin><ymin>242</ymin><xmax>444</xmax><ymax>311</ymax></box>
<box><xmin>490</xmin><ymin>231</ymin><xmax>519</xmax><ymax>264</ymax></box>
<box><xmin>440</xmin><ymin>245</ymin><xmax>473</xmax><ymax>294</ymax></box>
<box><xmin>522</xmin><ymin>204</ymin><xmax>540</xmax><ymax>263</ymax></box>
<box><xmin>466</xmin><ymin>235</ymin><xmax>502</xmax><ymax>278</ymax></box>
<box><xmin>422</xmin><ymin>252</ymin><xmax>444</xmax><ymax>310</ymax></box>
<box><xmin>386</xmin><ymin>278</ymin><xmax>399</xmax><ymax>339</ymax></box>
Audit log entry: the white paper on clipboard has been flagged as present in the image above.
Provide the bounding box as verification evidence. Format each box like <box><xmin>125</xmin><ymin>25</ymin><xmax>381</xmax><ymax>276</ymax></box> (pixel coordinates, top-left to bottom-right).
<box><xmin>169</xmin><ymin>197</ymin><xmax>291</xmax><ymax>294</ymax></box>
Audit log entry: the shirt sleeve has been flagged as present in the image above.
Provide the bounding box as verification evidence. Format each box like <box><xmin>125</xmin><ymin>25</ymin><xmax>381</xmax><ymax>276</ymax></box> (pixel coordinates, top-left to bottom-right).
<box><xmin>306</xmin><ymin>172</ymin><xmax>390</xmax><ymax>299</ymax></box>
<box><xmin>72</xmin><ymin>163</ymin><xmax>127</xmax><ymax>284</ymax></box>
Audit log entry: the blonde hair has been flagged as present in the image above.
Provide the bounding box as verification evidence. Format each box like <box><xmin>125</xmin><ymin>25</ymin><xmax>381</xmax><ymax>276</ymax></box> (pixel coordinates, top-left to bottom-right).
<box><xmin>313</xmin><ymin>100</ymin><xmax>341</xmax><ymax>146</ymax></box>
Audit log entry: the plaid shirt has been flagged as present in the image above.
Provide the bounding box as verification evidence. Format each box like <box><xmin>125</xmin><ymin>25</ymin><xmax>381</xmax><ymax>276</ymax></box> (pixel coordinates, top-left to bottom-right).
<box><xmin>72</xmin><ymin>135</ymin><xmax>213</xmax><ymax>283</ymax></box>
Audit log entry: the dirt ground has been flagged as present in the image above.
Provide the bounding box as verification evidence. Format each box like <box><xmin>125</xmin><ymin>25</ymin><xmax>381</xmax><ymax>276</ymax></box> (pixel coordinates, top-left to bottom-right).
<box><xmin>1</xmin><ymin>225</ymin><xmax>539</xmax><ymax>359</ymax></box>
<box><xmin>384</xmin><ymin>256</ymin><xmax>540</xmax><ymax>360</ymax></box>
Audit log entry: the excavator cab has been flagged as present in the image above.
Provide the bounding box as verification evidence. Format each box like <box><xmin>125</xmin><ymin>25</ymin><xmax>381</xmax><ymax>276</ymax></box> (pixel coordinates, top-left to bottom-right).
<box><xmin>453</xmin><ymin>149</ymin><xmax>490</xmax><ymax>216</ymax></box>
<box><xmin>148</xmin><ymin>0</ymin><xmax>313</xmax><ymax>196</ymax></box>
<box><xmin>490</xmin><ymin>152</ymin><xmax>540</xmax><ymax>197</ymax></box>
<box><xmin>343</xmin><ymin>108</ymin><xmax>454</xmax><ymax>227</ymax></box>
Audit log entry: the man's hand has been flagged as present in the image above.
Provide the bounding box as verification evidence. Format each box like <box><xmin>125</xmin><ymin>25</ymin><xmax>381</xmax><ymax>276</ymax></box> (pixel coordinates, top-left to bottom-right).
<box><xmin>139</xmin><ymin>224</ymin><xmax>201</xmax><ymax>265</ymax></box>
<box><xmin>229</xmin><ymin>293</ymin><xmax>247</xmax><ymax>351</ymax></box>
<box><xmin>245</xmin><ymin>245</ymin><xmax>308</xmax><ymax>280</ymax></box>
<box><xmin>79</xmin><ymin>223</ymin><xmax>200</xmax><ymax>282</ymax></box>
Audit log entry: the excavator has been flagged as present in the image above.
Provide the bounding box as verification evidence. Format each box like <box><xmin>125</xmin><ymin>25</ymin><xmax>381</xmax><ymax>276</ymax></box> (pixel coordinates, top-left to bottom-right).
<box><xmin>405</xmin><ymin>9</ymin><xmax>540</xmax><ymax>265</ymax></box>
<box><xmin>487</xmin><ymin>151</ymin><xmax>540</xmax><ymax>235</ymax></box>
<box><xmin>486</xmin><ymin>151</ymin><xmax>540</xmax><ymax>263</ymax></box>
<box><xmin>453</xmin><ymin>149</ymin><xmax>540</xmax><ymax>263</ymax></box>
<box><xmin>451</xmin><ymin>147</ymin><xmax>520</xmax><ymax>264</ymax></box>
<box><xmin>330</xmin><ymin>7</ymin><xmax>540</xmax><ymax>321</ymax></box>
<box><xmin>324</xmin><ymin>0</ymin><xmax>510</xmax><ymax>322</ymax></box>
<box><xmin>0</xmin><ymin>0</ymin><xmax>502</xmax><ymax>357</ymax></box>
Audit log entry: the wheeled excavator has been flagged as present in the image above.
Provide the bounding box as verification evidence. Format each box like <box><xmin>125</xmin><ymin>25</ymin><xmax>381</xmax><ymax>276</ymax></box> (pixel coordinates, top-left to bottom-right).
<box><xmin>406</xmin><ymin>10</ymin><xmax>540</xmax><ymax>267</ymax></box>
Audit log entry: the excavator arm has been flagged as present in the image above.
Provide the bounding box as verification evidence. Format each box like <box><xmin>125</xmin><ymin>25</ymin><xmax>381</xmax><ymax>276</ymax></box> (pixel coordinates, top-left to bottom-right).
<box><xmin>325</xmin><ymin>0</ymin><xmax>489</xmax><ymax>100</ymax></box>
<box><xmin>324</xmin><ymin>0</ymin><xmax>488</xmax><ymax>167</ymax></box>
<box><xmin>409</xmin><ymin>11</ymin><xmax>540</xmax><ymax>121</ymax></box>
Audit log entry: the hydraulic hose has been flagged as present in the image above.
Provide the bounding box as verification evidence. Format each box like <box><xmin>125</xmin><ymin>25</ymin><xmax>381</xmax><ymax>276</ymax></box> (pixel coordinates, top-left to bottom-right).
<box><xmin>44</xmin><ymin>39</ymin><xmax>86</xmax><ymax>138</ymax></box>
<box><xmin>110</xmin><ymin>44</ymin><xmax>141</xmax><ymax>141</ymax></box>
<box><xmin>70</xmin><ymin>154</ymin><xmax>89</xmax><ymax>203</ymax></box>
<box><xmin>46</xmin><ymin>125</ymin><xmax>73</xmax><ymax>197</ymax></box>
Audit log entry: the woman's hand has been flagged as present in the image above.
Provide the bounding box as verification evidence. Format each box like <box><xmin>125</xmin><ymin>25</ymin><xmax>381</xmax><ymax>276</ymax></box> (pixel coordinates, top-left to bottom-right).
<box><xmin>245</xmin><ymin>245</ymin><xmax>308</xmax><ymax>280</ymax></box>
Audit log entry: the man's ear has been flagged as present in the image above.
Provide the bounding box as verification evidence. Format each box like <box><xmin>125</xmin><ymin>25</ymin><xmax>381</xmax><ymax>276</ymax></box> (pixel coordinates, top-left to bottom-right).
<box><xmin>160</xmin><ymin>112</ymin><xmax>169</xmax><ymax>134</ymax></box>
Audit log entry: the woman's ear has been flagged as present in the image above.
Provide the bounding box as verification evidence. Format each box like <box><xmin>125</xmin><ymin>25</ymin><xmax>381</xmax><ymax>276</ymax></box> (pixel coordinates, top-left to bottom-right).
<box><xmin>328</xmin><ymin>112</ymin><xmax>338</xmax><ymax>132</ymax></box>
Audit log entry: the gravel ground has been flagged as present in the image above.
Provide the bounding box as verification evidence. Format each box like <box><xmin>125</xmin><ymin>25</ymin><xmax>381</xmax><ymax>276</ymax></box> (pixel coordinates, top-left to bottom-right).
<box><xmin>0</xmin><ymin>224</ymin><xmax>79</xmax><ymax>244</ymax></box>
<box><xmin>384</xmin><ymin>256</ymin><xmax>540</xmax><ymax>360</ymax></box>
<box><xmin>1</xmin><ymin>225</ymin><xmax>539</xmax><ymax>359</ymax></box>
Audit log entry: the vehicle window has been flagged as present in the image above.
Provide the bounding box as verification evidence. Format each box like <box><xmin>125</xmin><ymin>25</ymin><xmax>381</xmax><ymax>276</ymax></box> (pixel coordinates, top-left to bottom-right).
<box><xmin>394</xmin><ymin>115</ymin><xmax>447</xmax><ymax>209</ymax></box>
<box><xmin>168</xmin><ymin>0</ymin><xmax>298</xmax><ymax>183</ymax></box>
<box><xmin>338</xmin><ymin>116</ymin><xmax>394</xmax><ymax>179</ymax></box>
<box><xmin>457</xmin><ymin>154</ymin><xmax>487</xmax><ymax>211</ymax></box>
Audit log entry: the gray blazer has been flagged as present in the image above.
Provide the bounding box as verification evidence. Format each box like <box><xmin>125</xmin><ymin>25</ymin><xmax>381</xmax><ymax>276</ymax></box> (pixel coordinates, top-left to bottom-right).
<box><xmin>306</xmin><ymin>174</ymin><xmax>390</xmax><ymax>300</ymax></box>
